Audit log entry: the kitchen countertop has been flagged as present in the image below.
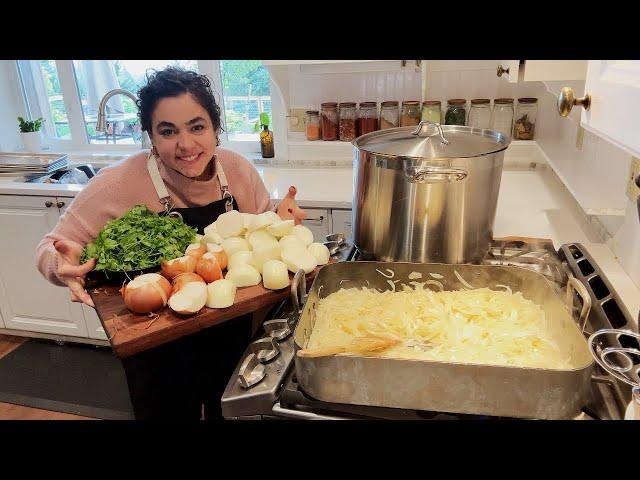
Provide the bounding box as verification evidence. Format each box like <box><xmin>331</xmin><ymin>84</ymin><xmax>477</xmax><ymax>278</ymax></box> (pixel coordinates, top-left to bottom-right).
<box><xmin>0</xmin><ymin>156</ymin><xmax>638</xmax><ymax>323</ymax></box>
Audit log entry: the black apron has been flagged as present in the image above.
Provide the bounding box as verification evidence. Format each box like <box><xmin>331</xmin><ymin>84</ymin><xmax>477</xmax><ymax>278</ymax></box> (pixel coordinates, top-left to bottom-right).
<box><xmin>120</xmin><ymin>153</ymin><xmax>252</xmax><ymax>420</ymax></box>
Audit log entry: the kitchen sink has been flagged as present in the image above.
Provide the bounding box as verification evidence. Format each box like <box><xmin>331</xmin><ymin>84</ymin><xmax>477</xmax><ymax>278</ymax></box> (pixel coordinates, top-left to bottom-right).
<box><xmin>20</xmin><ymin>164</ymin><xmax>99</xmax><ymax>184</ymax></box>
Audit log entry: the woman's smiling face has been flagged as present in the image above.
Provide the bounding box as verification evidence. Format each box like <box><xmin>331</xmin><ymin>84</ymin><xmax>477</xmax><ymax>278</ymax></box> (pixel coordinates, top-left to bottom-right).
<box><xmin>150</xmin><ymin>93</ymin><xmax>217</xmax><ymax>178</ymax></box>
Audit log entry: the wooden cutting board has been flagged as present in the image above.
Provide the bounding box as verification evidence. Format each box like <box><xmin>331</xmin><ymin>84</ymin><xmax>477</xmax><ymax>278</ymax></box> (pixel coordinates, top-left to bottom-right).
<box><xmin>89</xmin><ymin>266</ymin><xmax>325</xmax><ymax>359</ymax></box>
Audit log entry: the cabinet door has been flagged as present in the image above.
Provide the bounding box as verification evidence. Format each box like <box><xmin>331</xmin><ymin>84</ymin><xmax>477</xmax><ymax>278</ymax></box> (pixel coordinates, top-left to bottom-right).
<box><xmin>330</xmin><ymin>209</ymin><xmax>353</xmax><ymax>240</ymax></box>
<box><xmin>581</xmin><ymin>60</ymin><xmax>640</xmax><ymax>158</ymax></box>
<box><xmin>0</xmin><ymin>195</ymin><xmax>88</xmax><ymax>337</ymax></box>
<box><xmin>497</xmin><ymin>60</ymin><xmax>587</xmax><ymax>83</ymax></box>
<box><xmin>299</xmin><ymin>207</ymin><xmax>330</xmax><ymax>242</ymax></box>
<box><xmin>81</xmin><ymin>304</ymin><xmax>108</xmax><ymax>340</ymax></box>
<box><xmin>497</xmin><ymin>60</ymin><xmax>522</xmax><ymax>83</ymax></box>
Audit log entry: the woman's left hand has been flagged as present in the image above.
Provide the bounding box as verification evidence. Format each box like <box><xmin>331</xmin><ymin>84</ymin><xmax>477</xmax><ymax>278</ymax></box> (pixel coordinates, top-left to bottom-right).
<box><xmin>276</xmin><ymin>185</ymin><xmax>307</xmax><ymax>225</ymax></box>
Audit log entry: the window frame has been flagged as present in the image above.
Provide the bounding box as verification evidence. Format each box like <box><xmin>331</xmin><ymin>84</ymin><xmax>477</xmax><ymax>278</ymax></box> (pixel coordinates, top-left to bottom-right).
<box><xmin>13</xmin><ymin>60</ymin><xmax>263</xmax><ymax>154</ymax></box>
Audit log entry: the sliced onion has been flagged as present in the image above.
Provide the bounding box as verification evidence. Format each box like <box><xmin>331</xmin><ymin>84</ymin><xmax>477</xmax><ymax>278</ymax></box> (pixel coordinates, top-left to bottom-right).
<box><xmin>262</xmin><ymin>259</ymin><xmax>290</xmax><ymax>290</ymax></box>
<box><xmin>122</xmin><ymin>273</ymin><xmax>172</xmax><ymax>314</ymax></box>
<box><xmin>206</xmin><ymin>279</ymin><xmax>237</xmax><ymax>308</ymax></box>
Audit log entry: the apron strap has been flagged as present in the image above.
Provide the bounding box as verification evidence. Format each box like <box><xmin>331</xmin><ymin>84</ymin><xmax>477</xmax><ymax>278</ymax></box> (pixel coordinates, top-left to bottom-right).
<box><xmin>146</xmin><ymin>152</ymin><xmax>235</xmax><ymax>214</ymax></box>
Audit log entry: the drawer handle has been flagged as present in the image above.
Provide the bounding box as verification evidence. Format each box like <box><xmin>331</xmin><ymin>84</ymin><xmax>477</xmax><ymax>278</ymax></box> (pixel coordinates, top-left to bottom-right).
<box><xmin>497</xmin><ymin>65</ymin><xmax>510</xmax><ymax>77</ymax></box>
<box><xmin>56</xmin><ymin>201</ymin><xmax>65</xmax><ymax>208</ymax></box>
<box><xmin>305</xmin><ymin>216</ymin><xmax>324</xmax><ymax>222</ymax></box>
<box><xmin>44</xmin><ymin>201</ymin><xmax>53</xmax><ymax>208</ymax></box>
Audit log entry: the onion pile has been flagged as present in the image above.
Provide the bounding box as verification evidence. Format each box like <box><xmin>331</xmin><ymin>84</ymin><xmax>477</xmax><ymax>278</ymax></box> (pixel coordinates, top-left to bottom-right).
<box><xmin>122</xmin><ymin>210</ymin><xmax>330</xmax><ymax>316</ymax></box>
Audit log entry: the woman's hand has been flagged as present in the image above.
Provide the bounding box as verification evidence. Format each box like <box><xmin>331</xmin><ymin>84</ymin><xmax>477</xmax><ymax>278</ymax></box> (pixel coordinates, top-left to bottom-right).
<box><xmin>276</xmin><ymin>186</ymin><xmax>307</xmax><ymax>225</ymax></box>
<box><xmin>54</xmin><ymin>240</ymin><xmax>97</xmax><ymax>307</ymax></box>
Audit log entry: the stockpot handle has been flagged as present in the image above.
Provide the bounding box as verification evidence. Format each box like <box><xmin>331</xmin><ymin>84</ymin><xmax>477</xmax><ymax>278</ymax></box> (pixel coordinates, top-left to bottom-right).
<box><xmin>406</xmin><ymin>165</ymin><xmax>468</xmax><ymax>183</ymax></box>
<box><xmin>411</xmin><ymin>120</ymin><xmax>450</xmax><ymax>145</ymax></box>
<box><xmin>290</xmin><ymin>269</ymin><xmax>307</xmax><ymax>313</ymax></box>
<box><xmin>566</xmin><ymin>276</ymin><xmax>592</xmax><ymax>334</ymax></box>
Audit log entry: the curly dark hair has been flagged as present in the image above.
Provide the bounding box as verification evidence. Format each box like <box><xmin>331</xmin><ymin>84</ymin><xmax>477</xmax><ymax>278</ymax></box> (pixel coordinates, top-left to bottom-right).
<box><xmin>136</xmin><ymin>67</ymin><xmax>224</xmax><ymax>142</ymax></box>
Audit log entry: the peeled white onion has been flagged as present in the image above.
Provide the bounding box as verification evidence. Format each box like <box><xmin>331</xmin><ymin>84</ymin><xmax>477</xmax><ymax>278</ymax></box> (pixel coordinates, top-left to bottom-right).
<box><xmin>203</xmin><ymin>221</ymin><xmax>218</xmax><ymax>237</ymax></box>
<box><xmin>267</xmin><ymin>219</ymin><xmax>294</xmax><ymax>238</ymax></box>
<box><xmin>168</xmin><ymin>281</ymin><xmax>207</xmax><ymax>315</ymax></box>
<box><xmin>194</xmin><ymin>234</ymin><xmax>204</xmax><ymax>244</ymax></box>
<box><xmin>206</xmin><ymin>279</ymin><xmax>237</xmax><ymax>308</ymax></box>
<box><xmin>281</xmin><ymin>245</ymin><xmax>318</xmax><ymax>274</ymax></box>
<box><xmin>225</xmin><ymin>264</ymin><xmax>262</xmax><ymax>287</ymax></box>
<box><xmin>292</xmin><ymin>225</ymin><xmax>314</xmax><ymax>246</ymax></box>
<box><xmin>221</xmin><ymin>236</ymin><xmax>252</xmax><ymax>257</ymax></box>
<box><xmin>202</xmin><ymin>232</ymin><xmax>223</xmax><ymax>245</ymax></box>
<box><xmin>241</xmin><ymin>213</ymin><xmax>257</xmax><ymax>230</ymax></box>
<box><xmin>279</xmin><ymin>234</ymin><xmax>306</xmax><ymax>250</ymax></box>
<box><xmin>228</xmin><ymin>251</ymin><xmax>254</xmax><ymax>270</ymax></box>
<box><xmin>216</xmin><ymin>210</ymin><xmax>245</xmax><ymax>238</ymax></box>
<box><xmin>122</xmin><ymin>273</ymin><xmax>172</xmax><ymax>314</ymax></box>
<box><xmin>262</xmin><ymin>260</ymin><xmax>290</xmax><ymax>290</ymax></box>
<box><xmin>246</xmin><ymin>230</ymin><xmax>278</xmax><ymax>250</ymax></box>
<box><xmin>308</xmin><ymin>242</ymin><xmax>330</xmax><ymax>265</ymax></box>
<box><xmin>251</xmin><ymin>243</ymin><xmax>282</xmax><ymax>274</ymax></box>
<box><xmin>247</xmin><ymin>211</ymin><xmax>278</xmax><ymax>232</ymax></box>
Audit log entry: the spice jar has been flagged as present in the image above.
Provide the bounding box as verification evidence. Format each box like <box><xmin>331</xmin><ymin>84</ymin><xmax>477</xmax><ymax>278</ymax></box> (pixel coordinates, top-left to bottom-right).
<box><xmin>467</xmin><ymin>99</ymin><xmax>492</xmax><ymax>129</ymax></box>
<box><xmin>338</xmin><ymin>102</ymin><xmax>357</xmax><ymax>141</ymax></box>
<box><xmin>491</xmin><ymin>98</ymin><xmax>514</xmax><ymax>137</ymax></box>
<box><xmin>304</xmin><ymin>110</ymin><xmax>320</xmax><ymax>141</ymax></box>
<box><xmin>421</xmin><ymin>100</ymin><xmax>441</xmax><ymax>124</ymax></box>
<box><xmin>514</xmin><ymin>97</ymin><xmax>538</xmax><ymax>140</ymax></box>
<box><xmin>380</xmin><ymin>101</ymin><xmax>399</xmax><ymax>129</ymax></box>
<box><xmin>444</xmin><ymin>99</ymin><xmax>467</xmax><ymax>125</ymax></box>
<box><xmin>320</xmin><ymin>102</ymin><xmax>338</xmax><ymax>141</ymax></box>
<box><xmin>400</xmin><ymin>100</ymin><xmax>421</xmax><ymax>127</ymax></box>
<box><xmin>357</xmin><ymin>102</ymin><xmax>378</xmax><ymax>136</ymax></box>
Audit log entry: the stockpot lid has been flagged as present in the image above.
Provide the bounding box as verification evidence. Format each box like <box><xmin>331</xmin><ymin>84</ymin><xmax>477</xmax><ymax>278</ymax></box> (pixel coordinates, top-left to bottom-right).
<box><xmin>353</xmin><ymin>122</ymin><xmax>510</xmax><ymax>159</ymax></box>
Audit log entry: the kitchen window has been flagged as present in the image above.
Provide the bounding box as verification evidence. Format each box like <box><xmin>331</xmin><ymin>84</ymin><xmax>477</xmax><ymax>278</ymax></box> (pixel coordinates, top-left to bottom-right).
<box><xmin>14</xmin><ymin>60</ymin><xmax>271</xmax><ymax>153</ymax></box>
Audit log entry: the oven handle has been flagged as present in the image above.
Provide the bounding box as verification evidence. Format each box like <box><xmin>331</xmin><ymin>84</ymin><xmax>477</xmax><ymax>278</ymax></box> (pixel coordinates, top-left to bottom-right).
<box><xmin>271</xmin><ymin>401</ymin><xmax>348</xmax><ymax>420</ymax></box>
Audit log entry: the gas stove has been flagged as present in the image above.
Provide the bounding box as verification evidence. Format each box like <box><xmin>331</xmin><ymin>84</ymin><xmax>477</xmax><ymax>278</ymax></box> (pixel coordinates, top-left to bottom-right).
<box><xmin>220</xmin><ymin>238</ymin><xmax>638</xmax><ymax>420</ymax></box>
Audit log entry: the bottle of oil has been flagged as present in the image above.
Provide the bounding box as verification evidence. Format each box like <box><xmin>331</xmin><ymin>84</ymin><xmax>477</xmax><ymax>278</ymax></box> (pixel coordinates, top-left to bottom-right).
<box><xmin>259</xmin><ymin>112</ymin><xmax>274</xmax><ymax>158</ymax></box>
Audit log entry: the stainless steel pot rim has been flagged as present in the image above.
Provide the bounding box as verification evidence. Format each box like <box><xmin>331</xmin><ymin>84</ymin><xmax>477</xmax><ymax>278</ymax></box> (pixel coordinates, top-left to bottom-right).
<box><xmin>353</xmin><ymin>124</ymin><xmax>510</xmax><ymax>159</ymax></box>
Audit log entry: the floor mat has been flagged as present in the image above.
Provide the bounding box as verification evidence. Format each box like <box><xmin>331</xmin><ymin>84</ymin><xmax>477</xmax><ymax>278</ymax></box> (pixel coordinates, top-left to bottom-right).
<box><xmin>0</xmin><ymin>339</ymin><xmax>134</xmax><ymax>420</ymax></box>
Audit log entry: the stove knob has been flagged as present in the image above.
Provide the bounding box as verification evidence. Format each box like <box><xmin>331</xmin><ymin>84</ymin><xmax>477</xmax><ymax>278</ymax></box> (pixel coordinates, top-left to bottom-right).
<box><xmin>249</xmin><ymin>337</ymin><xmax>280</xmax><ymax>363</ymax></box>
<box><xmin>263</xmin><ymin>318</ymin><xmax>291</xmax><ymax>342</ymax></box>
<box><xmin>237</xmin><ymin>353</ymin><xmax>266</xmax><ymax>389</ymax></box>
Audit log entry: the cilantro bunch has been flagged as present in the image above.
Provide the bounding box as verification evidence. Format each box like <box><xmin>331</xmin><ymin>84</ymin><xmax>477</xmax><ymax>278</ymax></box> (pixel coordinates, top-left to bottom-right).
<box><xmin>81</xmin><ymin>205</ymin><xmax>197</xmax><ymax>272</ymax></box>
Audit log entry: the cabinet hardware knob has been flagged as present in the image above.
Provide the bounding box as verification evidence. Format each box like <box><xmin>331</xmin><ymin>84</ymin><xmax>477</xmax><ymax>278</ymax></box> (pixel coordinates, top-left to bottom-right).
<box><xmin>56</xmin><ymin>201</ymin><xmax>65</xmax><ymax>208</ymax></box>
<box><xmin>497</xmin><ymin>65</ymin><xmax>510</xmax><ymax>77</ymax></box>
<box><xmin>557</xmin><ymin>87</ymin><xmax>591</xmax><ymax>117</ymax></box>
<box><xmin>45</xmin><ymin>201</ymin><xmax>53</xmax><ymax>208</ymax></box>
<box><xmin>401</xmin><ymin>60</ymin><xmax>407</xmax><ymax>67</ymax></box>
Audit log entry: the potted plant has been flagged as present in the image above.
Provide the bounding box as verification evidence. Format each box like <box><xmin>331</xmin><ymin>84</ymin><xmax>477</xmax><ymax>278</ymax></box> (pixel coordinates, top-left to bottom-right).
<box><xmin>18</xmin><ymin>116</ymin><xmax>45</xmax><ymax>152</ymax></box>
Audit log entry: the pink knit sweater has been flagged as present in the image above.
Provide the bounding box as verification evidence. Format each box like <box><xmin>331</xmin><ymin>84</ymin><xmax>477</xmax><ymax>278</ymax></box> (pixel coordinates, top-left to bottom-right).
<box><xmin>36</xmin><ymin>149</ymin><xmax>272</xmax><ymax>286</ymax></box>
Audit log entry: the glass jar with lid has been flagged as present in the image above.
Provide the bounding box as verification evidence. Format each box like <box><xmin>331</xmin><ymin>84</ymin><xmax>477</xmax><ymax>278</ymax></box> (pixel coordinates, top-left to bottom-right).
<box><xmin>467</xmin><ymin>99</ymin><xmax>492</xmax><ymax>129</ymax></box>
<box><xmin>421</xmin><ymin>100</ymin><xmax>441</xmax><ymax>124</ymax></box>
<box><xmin>490</xmin><ymin>98</ymin><xmax>514</xmax><ymax>137</ymax></box>
<box><xmin>380</xmin><ymin>101</ymin><xmax>399</xmax><ymax>129</ymax></box>
<box><xmin>400</xmin><ymin>100</ymin><xmax>421</xmax><ymax>127</ymax></box>
<box><xmin>514</xmin><ymin>97</ymin><xmax>538</xmax><ymax>140</ymax></box>
<box><xmin>338</xmin><ymin>102</ymin><xmax>357</xmax><ymax>141</ymax></box>
<box><xmin>357</xmin><ymin>102</ymin><xmax>378</xmax><ymax>136</ymax></box>
<box><xmin>304</xmin><ymin>110</ymin><xmax>320</xmax><ymax>141</ymax></box>
<box><xmin>444</xmin><ymin>99</ymin><xmax>467</xmax><ymax>125</ymax></box>
<box><xmin>320</xmin><ymin>102</ymin><xmax>338</xmax><ymax>141</ymax></box>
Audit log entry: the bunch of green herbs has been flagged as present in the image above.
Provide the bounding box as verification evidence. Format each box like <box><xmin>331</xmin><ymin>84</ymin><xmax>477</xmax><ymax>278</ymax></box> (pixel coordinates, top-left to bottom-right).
<box><xmin>81</xmin><ymin>205</ymin><xmax>197</xmax><ymax>272</ymax></box>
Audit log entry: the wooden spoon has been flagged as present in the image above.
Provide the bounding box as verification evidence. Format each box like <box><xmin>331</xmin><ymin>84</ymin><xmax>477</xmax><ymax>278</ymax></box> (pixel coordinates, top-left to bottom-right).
<box><xmin>297</xmin><ymin>335</ymin><xmax>400</xmax><ymax>358</ymax></box>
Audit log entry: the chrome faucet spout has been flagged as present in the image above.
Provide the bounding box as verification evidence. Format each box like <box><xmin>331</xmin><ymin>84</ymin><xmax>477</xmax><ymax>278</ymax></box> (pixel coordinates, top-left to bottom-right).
<box><xmin>95</xmin><ymin>88</ymin><xmax>150</xmax><ymax>149</ymax></box>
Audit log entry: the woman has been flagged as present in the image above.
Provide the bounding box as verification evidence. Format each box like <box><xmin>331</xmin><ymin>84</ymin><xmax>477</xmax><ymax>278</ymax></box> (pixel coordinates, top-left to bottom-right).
<box><xmin>35</xmin><ymin>67</ymin><xmax>306</xmax><ymax>419</ymax></box>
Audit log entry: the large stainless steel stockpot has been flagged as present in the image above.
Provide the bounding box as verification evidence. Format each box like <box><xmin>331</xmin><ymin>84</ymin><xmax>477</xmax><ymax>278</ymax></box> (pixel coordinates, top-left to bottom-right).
<box><xmin>352</xmin><ymin>121</ymin><xmax>510</xmax><ymax>263</ymax></box>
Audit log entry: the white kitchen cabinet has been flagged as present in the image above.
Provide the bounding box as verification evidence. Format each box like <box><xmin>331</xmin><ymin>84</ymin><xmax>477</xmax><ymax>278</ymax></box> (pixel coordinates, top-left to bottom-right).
<box><xmin>331</xmin><ymin>209</ymin><xmax>353</xmax><ymax>240</ymax></box>
<box><xmin>579</xmin><ymin>60</ymin><xmax>640</xmax><ymax>158</ymax></box>
<box><xmin>81</xmin><ymin>304</ymin><xmax>108</xmax><ymax>341</ymax></box>
<box><xmin>0</xmin><ymin>195</ymin><xmax>89</xmax><ymax>338</ymax></box>
<box><xmin>299</xmin><ymin>207</ymin><xmax>330</xmax><ymax>241</ymax></box>
<box><xmin>497</xmin><ymin>60</ymin><xmax>587</xmax><ymax>83</ymax></box>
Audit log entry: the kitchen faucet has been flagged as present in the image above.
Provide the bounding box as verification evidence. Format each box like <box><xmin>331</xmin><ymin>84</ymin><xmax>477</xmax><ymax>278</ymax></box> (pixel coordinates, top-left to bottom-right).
<box><xmin>95</xmin><ymin>88</ymin><xmax>151</xmax><ymax>149</ymax></box>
